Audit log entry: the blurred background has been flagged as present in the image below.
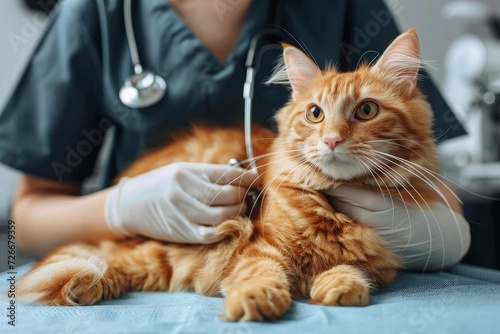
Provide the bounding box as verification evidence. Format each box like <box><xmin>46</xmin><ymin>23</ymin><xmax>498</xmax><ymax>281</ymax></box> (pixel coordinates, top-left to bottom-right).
<box><xmin>0</xmin><ymin>0</ymin><xmax>499</xmax><ymax>270</ymax></box>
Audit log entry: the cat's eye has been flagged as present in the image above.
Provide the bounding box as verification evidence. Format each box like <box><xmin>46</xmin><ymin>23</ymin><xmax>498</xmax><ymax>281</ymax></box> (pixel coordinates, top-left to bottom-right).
<box><xmin>305</xmin><ymin>105</ymin><xmax>324</xmax><ymax>123</ymax></box>
<box><xmin>354</xmin><ymin>101</ymin><xmax>379</xmax><ymax>120</ymax></box>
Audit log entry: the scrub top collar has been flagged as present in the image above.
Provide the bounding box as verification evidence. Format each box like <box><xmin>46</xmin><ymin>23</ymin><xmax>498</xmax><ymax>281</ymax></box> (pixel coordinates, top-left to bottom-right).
<box><xmin>141</xmin><ymin>0</ymin><xmax>270</xmax><ymax>75</ymax></box>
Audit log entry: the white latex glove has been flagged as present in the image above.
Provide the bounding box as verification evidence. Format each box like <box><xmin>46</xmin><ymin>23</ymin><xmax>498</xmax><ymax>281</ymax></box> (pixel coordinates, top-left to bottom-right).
<box><xmin>325</xmin><ymin>185</ymin><xmax>471</xmax><ymax>271</ymax></box>
<box><xmin>105</xmin><ymin>162</ymin><xmax>258</xmax><ymax>244</ymax></box>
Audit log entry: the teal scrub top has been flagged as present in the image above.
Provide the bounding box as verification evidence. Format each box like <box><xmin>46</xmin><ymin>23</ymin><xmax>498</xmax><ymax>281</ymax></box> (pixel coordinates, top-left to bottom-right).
<box><xmin>0</xmin><ymin>0</ymin><xmax>465</xmax><ymax>186</ymax></box>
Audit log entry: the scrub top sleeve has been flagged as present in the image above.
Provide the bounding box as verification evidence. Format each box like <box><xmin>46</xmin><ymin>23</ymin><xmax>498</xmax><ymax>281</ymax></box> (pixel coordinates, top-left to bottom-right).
<box><xmin>0</xmin><ymin>0</ymin><xmax>105</xmax><ymax>183</ymax></box>
<box><xmin>339</xmin><ymin>0</ymin><xmax>466</xmax><ymax>141</ymax></box>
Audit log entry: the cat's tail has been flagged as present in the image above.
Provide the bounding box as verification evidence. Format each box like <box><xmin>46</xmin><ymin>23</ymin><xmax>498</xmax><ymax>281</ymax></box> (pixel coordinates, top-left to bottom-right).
<box><xmin>215</xmin><ymin>216</ymin><xmax>254</xmax><ymax>243</ymax></box>
<box><xmin>17</xmin><ymin>244</ymin><xmax>122</xmax><ymax>306</ymax></box>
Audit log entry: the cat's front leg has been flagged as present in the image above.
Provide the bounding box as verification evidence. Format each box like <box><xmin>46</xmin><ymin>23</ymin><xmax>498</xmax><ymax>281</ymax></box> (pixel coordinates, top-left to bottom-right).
<box><xmin>309</xmin><ymin>264</ymin><xmax>371</xmax><ymax>306</ymax></box>
<box><xmin>219</xmin><ymin>244</ymin><xmax>292</xmax><ymax>321</ymax></box>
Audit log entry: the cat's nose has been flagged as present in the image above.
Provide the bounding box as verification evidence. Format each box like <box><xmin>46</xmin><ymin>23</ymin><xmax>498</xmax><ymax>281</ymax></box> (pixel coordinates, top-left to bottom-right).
<box><xmin>322</xmin><ymin>134</ymin><xmax>345</xmax><ymax>151</ymax></box>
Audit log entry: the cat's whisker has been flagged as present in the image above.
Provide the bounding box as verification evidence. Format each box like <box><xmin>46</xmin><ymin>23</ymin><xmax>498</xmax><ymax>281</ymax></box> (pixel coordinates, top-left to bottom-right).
<box><xmin>369</xmin><ymin>154</ymin><xmax>447</xmax><ymax>271</ymax></box>
<box><xmin>247</xmin><ymin>153</ymin><xmax>306</xmax><ymax>218</ymax></box>
<box><xmin>303</xmin><ymin>161</ymin><xmax>325</xmax><ymax>198</ymax></box>
<box><xmin>365</xmin><ymin>139</ymin><xmax>436</xmax><ymax>167</ymax></box>
<box><xmin>235</xmin><ymin>151</ymin><xmax>306</xmax><ymax>223</ymax></box>
<box><xmin>257</xmin><ymin>155</ymin><xmax>309</xmax><ymax>210</ymax></box>
<box><xmin>434</xmin><ymin>125</ymin><xmax>455</xmax><ymax>142</ymax></box>
<box><xmin>372</xmin><ymin>150</ymin><xmax>463</xmax><ymax>208</ymax></box>
<box><xmin>369</xmin><ymin>149</ymin><xmax>458</xmax><ymax>204</ymax></box>
<box><xmin>372</xmin><ymin>151</ymin><xmax>467</xmax><ymax>268</ymax></box>
<box><xmin>354</xmin><ymin>156</ymin><xmax>387</xmax><ymax>200</ymax></box>
<box><xmin>302</xmin><ymin>157</ymin><xmax>322</xmax><ymax>196</ymax></box>
<box><xmin>368</xmin><ymin>155</ymin><xmax>434</xmax><ymax>215</ymax></box>
<box><xmin>260</xmin><ymin>157</ymin><xmax>311</xmax><ymax>225</ymax></box>
<box><xmin>349</xmin><ymin>157</ymin><xmax>402</xmax><ymax>281</ymax></box>
<box><xmin>249</xmin><ymin>136</ymin><xmax>276</xmax><ymax>143</ymax></box>
<box><xmin>356</xmin><ymin>50</ymin><xmax>380</xmax><ymax>70</ymax></box>
<box><xmin>255</xmin><ymin>157</ymin><xmax>309</xmax><ymax>236</ymax></box>
<box><xmin>205</xmin><ymin>150</ymin><xmax>303</xmax><ymax>209</ymax></box>
<box><xmin>366</xmin><ymin>138</ymin><xmax>431</xmax><ymax>151</ymax></box>
<box><xmin>356</xmin><ymin>156</ymin><xmax>402</xmax><ymax>230</ymax></box>
<box><xmin>237</xmin><ymin>149</ymin><xmax>303</xmax><ymax>169</ymax></box>
<box><xmin>362</xmin><ymin>155</ymin><xmax>413</xmax><ymax>234</ymax></box>
<box><xmin>382</xmin><ymin>149</ymin><xmax>500</xmax><ymax>203</ymax></box>
<box><xmin>206</xmin><ymin>156</ymin><xmax>301</xmax><ymax>216</ymax></box>
<box><xmin>240</xmin><ymin>150</ymin><xmax>303</xmax><ymax>194</ymax></box>
<box><xmin>368</xmin><ymin>160</ymin><xmax>436</xmax><ymax>271</ymax></box>
<box><xmin>363</xmin><ymin>154</ymin><xmax>435</xmax><ymax>266</ymax></box>
<box><xmin>261</xmin><ymin>158</ymin><xmax>308</xmax><ymax>220</ymax></box>
<box><xmin>271</xmin><ymin>25</ymin><xmax>320</xmax><ymax>68</ymax></box>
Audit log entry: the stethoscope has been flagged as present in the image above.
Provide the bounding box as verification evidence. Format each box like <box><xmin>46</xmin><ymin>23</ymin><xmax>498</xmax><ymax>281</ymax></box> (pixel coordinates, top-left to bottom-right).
<box><xmin>119</xmin><ymin>0</ymin><xmax>167</xmax><ymax>109</ymax></box>
<box><xmin>119</xmin><ymin>0</ymin><xmax>284</xmax><ymax>171</ymax></box>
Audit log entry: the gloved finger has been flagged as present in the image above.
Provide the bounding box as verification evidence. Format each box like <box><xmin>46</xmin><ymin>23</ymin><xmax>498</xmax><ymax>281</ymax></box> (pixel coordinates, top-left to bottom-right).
<box><xmin>195</xmin><ymin>226</ymin><xmax>226</xmax><ymax>244</ymax></box>
<box><xmin>200</xmin><ymin>164</ymin><xmax>259</xmax><ymax>187</ymax></box>
<box><xmin>329</xmin><ymin>198</ymin><xmax>367</xmax><ymax>222</ymax></box>
<box><xmin>329</xmin><ymin>198</ymin><xmax>394</xmax><ymax>228</ymax></box>
<box><xmin>184</xmin><ymin>178</ymin><xmax>248</xmax><ymax>206</ymax></box>
<box><xmin>194</xmin><ymin>202</ymin><xmax>248</xmax><ymax>226</ymax></box>
<box><xmin>201</xmin><ymin>184</ymin><xmax>249</xmax><ymax>206</ymax></box>
<box><xmin>414</xmin><ymin>203</ymin><xmax>471</xmax><ymax>269</ymax></box>
<box><xmin>387</xmin><ymin>209</ymin><xmax>470</xmax><ymax>272</ymax></box>
<box><xmin>324</xmin><ymin>185</ymin><xmax>394</xmax><ymax>211</ymax></box>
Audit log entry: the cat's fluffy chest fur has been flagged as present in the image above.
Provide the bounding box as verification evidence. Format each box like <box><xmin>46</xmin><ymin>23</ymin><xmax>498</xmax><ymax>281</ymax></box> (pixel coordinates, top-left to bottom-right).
<box><xmin>254</xmin><ymin>173</ymin><xmax>398</xmax><ymax>298</ymax></box>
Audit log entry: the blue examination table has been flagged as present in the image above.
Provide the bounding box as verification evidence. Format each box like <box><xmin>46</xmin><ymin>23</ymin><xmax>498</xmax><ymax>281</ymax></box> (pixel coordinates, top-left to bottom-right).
<box><xmin>1</xmin><ymin>262</ymin><xmax>499</xmax><ymax>333</ymax></box>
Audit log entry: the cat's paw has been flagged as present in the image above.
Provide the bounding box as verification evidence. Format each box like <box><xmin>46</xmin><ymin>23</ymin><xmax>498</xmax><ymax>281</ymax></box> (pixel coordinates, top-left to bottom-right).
<box><xmin>220</xmin><ymin>280</ymin><xmax>292</xmax><ymax>321</ymax></box>
<box><xmin>310</xmin><ymin>264</ymin><xmax>370</xmax><ymax>306</ymax></box>
<box><xmin>18</xmin><ymin>256</ymin><xmax>116</xmax><ymax>306</ymax></box>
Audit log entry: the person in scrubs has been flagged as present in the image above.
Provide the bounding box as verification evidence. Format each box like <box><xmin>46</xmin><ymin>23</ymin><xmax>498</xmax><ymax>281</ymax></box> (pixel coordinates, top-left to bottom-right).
<box><xmin>0</xmin><ymin>0</ymin><xmax>470</xmax><ymax>271</ymax></box>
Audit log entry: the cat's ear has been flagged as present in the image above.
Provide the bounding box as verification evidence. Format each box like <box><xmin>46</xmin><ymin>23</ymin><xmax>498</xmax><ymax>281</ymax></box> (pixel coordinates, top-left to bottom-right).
<box><xmin>373</xmin><ymin>28</ymin><xmax>421</xmax><ymax>96</ymax></box>
<box><xmin>266</xmin><ymin>44</ymin><xmax>322</xmax><ymax>100</ymax></box>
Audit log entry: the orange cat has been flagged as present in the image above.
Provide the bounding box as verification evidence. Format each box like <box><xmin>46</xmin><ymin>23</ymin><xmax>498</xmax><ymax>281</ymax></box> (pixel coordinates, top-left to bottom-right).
<box><xmin>18</xmin><ymin>29</ymin><xmax>440</xmax><ymax>321</ymax></box>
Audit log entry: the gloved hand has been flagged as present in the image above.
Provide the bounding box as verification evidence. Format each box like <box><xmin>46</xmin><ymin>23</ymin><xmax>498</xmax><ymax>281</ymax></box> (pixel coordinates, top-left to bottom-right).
<box><xmin>325</xmin><ymin>185</ymin><xmax>471</xmax><ymax>271</ymax></box>
<box><xmin>105</xmin><ymin>162</ymin><xmax>258</xmax><ymax>244</ymax></box>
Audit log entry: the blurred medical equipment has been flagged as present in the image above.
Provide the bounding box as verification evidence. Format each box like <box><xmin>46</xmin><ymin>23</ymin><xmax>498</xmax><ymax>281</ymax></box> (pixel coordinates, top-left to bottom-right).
<box><xmin>441</xmin><ymin>1</ymin><xmax>500</xmax><ymax>197</ymax></box>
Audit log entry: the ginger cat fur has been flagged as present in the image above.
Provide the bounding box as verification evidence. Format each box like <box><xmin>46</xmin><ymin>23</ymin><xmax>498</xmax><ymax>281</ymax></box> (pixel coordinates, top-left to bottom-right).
<box><xmin>18</xmin><ymin>29</ymin><xmax>441</xmax><ymax>321</ymax></box>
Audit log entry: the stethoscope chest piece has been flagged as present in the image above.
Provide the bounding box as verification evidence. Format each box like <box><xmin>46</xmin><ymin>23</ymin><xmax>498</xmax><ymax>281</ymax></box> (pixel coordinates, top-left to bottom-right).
<box><xmin>120</xmin><ymin>0</ymin><xmax>167</xmax><ymax>109</ymax></box>
<box><xmin>119</xmin><ymin>70</ymin><xmax>167</xmax><ymax>108</ymax></box>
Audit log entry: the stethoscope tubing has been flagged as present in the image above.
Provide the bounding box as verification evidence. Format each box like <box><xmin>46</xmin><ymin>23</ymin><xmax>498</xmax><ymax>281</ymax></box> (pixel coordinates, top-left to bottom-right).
<box><xmin>123</xmin><ymin>0</ymin><xmax>142</xmax><ymax>74</ymax></box>
<box><xmin>121</xmin><ymin>0</ymin><xmax>283</xmax><ymax>173</ymax></box>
